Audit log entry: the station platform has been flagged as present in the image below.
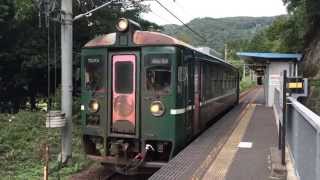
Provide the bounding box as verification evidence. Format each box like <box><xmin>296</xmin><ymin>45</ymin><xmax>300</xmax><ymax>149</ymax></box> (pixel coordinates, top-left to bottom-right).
<box><xmin>150</xmin><ymin>87</ymin><xmax>280</xmax><ymax>180</ymax></box>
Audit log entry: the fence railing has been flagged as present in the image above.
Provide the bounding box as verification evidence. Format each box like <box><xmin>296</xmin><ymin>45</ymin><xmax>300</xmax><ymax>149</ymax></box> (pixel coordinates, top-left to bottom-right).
<box><xmin>274</xmin><ymin>88</ymin><xmax>320</xmax><ymax>180</ymax></box>
<box><xmin>274</xmin><ymin>88</ymin><xmax>282</xmax><ymax>123</ymax></box>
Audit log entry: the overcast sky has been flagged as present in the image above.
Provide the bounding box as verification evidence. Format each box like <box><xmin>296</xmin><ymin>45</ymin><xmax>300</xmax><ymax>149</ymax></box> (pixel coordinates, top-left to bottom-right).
<box><xmin>141</xmin><ymin>0</ymin><xmax>287</xmax><ymax>25</ymax></box>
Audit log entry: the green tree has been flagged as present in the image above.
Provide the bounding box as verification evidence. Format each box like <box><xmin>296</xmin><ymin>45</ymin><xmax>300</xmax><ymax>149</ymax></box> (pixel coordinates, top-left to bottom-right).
<box><xmin>235</xmin><ymin>14</ymin><xmax>304</xmax><ymax>53</ymax></box>
<box><xmin>282</xmin><ymin>0</ymin><xmax>320</xmax><ymax>41</ymax></box>
<box><xmin>0</xmin><ymin>0</ymin><xmax>159</xmax><ymax>112</ymax></box>
<box><xmin>177</xmin><ymin>33</ymin><xmax>192</xmax><ymax>44</ymax></box>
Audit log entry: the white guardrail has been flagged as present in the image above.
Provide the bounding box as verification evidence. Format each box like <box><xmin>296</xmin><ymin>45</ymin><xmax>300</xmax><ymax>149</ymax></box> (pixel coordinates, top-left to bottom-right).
<box><xmin>274</xmin><ymin>88</ymin><xmax>320</xmax><ymax>180</ymax></box>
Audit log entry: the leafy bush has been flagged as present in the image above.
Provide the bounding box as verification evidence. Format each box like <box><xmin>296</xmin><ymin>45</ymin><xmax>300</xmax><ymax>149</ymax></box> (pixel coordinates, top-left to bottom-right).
<box><xmin>240</xmin><ymin>78</ymin><xmax>256</xmax><ymax>92</ymax></box>
<box><xmin>0</xmin><ymin>111</ymin><xmax>91</xmax><ymax>179</ymax></box>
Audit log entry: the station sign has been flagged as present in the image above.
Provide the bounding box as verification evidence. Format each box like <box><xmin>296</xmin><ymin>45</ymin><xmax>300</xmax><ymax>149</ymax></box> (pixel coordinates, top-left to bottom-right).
<box><xmin>286</xmin><ymin>77</ymin><xmax>308</xmax><ymax>97</ymax></box>
<box><xmin>288</xmin><ymin>82</ymin><xmax>303</xmax><ymax>89</ymax></box>
<box><xmin>270</xmin><ymin>74</ymin><xmax>281</xmax><ymax>86</ymax></box>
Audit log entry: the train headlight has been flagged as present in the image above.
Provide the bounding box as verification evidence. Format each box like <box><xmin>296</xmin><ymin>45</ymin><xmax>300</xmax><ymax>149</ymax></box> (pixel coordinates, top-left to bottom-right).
<box><xmin>89</xmin><ymin>99</ymin><xmax>100</xmax><ymax>113</ymax></box>
<box><xmin>150</xmin><ymin>101</ymin><xmax>165</xmax><ymax>117</ymax></box>
<box><xmin>116</xmin><ymin>18</ymin><xmax>129</xmax><ymax>32</ymax></box>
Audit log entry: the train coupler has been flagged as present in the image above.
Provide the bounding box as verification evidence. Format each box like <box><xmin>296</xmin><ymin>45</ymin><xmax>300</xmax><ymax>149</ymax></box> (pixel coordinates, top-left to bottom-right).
<box><xmin>109</xmin><ymin>140</ymin><xmax>129</xmax><ymax>156</ymax></box>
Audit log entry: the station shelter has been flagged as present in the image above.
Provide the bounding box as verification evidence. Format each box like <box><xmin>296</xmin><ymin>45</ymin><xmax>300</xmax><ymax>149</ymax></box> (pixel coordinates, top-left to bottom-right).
<box><xmin>237</xmin><ymin>52</ymin><xmax>302</xmax><ymax>107</ymax></box>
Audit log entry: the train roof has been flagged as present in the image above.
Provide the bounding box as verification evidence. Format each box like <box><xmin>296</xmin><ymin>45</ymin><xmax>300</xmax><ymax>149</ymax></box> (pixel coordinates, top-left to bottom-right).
<box><xmin>84</xmin><ymin>31</ymin><xmax>193</xmax><ymax>48</ymax></box>
<box><xmin>84</xmin><ymin>31</ymin><xmax>236</xmax><ymax>70</ymax></box>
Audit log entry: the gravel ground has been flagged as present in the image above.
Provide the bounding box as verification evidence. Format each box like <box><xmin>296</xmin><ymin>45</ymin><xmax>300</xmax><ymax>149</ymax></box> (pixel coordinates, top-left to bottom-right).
<box><xmin>69</xmin><ymin>163</ymin><xmax>156</xmax><ymax>180</ymax></box>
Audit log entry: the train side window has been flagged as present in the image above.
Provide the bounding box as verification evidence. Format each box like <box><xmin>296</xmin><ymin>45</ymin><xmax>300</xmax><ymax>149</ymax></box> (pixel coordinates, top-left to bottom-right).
<box><xmin>222</xmin><ymin>72</ymin><xmax>226</xmax><ymax>89</ymax></box>
<box><xmin>205</xmin><ymin>64</ymin><xmax>212</xmax><ymax>99</ymax></box>
<box><xmin>232</xmin><ymin>74</ymin><xmax>235</xmax><ymax>88</ymax></box>
<box><xmin>178</xmin><ymin>66</ymin><xmax>188</xmax><ymax>82</ymax></box>
<box><xmin>227</xmin><ymin>73</ymin><xmax>230</xmax><ymax>89</ymax></box>
<box><xmin>219</xmin><ymin>71</ymin><xmax>222</xmax><ymax>92</ymax></box>
<box><xmin>210</xmin><ymin>66</ymin><xmax>215</xmax><ymax>98</ymax></box>
<box><xmin>216</xmin><ymin>70</ymin><xmax>222</xmax><ymax>96</ymax></box>
<box><xmin>85</xmin><ymin>57</ymin><xmax>104</xmax><ymax>91</ymax></box>
<box><xmin>226</xmin><ymin>73</ymin><xmax>229</xmax><ymax>89</ymax></box>
<box><xmin>146</xmin><ymin>66</ymin><xmax>171</xmax><ymax>93</ymax></box>
<box><xmin>230</xmin><ymin>75</ymin><xmax>232</xmax><ymax>88</ymax></box>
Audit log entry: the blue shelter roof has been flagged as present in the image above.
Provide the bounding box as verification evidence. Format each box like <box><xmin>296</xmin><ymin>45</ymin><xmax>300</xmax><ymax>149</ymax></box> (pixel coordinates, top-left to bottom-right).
<box><xmin>237</xmin><ymin>52</ymin><xmax>302</xmax><ymax>62</ymax></box>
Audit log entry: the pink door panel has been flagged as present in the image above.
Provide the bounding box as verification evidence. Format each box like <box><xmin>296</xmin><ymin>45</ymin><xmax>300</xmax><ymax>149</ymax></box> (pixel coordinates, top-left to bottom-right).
<box><xmin>112</xmin><ymin>55</ymin><xmax>136</xmax><ymax>134</ymax></box>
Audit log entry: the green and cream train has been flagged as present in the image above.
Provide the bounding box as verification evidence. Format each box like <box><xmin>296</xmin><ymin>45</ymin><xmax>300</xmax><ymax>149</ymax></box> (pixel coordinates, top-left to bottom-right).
<box><xmin>81</xmin><ymin>18</ymin><xmax>239</xmax><ymax>173</ymax></box>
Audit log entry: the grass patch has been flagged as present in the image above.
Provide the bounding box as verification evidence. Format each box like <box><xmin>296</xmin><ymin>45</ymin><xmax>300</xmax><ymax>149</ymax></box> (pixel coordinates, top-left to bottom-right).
<box><xmin>0</xmin><ymin>111</ymin><xmax>92</xmax><ymax>180</ymax></box>
<box><xmin>240</xmin><ymin>77</ymin><xmax>256</xmax><ymax>92</ymax></box>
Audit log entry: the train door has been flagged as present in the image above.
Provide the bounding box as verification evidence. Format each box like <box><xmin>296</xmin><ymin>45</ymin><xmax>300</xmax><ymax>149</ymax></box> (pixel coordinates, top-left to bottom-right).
<box><xmin>193</xmin><ymin>62</ymin><xmax>201</xmax><ymax>135</ymax></box>
<box><xmin>183</xmin><ymin>50</ymin><xmax>194</xmax><ymax>139</ymax></box>
<box><xmin>109</xmin><ymin>52</ymin><xmax>140</xmax><ymax>137</ymax></box>
<box><xmin>185</xmin><ymin>62</ymin><xmax>194</xmax><ymax>138</ymax></box>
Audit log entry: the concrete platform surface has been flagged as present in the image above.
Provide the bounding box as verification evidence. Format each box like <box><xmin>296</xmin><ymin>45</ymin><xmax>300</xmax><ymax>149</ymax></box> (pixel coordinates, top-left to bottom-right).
<box><xmin>204</xmin><ymin>87</ymin><xmax>278</xmax><ymax>180</ymax></box>
<box><xmin>149</xmin><ymin>87</ymin><xmax>284</xmax><ymax>180</ymax></box>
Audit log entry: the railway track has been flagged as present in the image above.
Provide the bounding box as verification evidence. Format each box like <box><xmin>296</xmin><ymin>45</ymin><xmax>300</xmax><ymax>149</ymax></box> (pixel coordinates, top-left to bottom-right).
<box><xmin>71</xmin><ymin>87</ymin><xmax>257</xmax><ymax>180</ymax></box>
<box><xmin>70</xmin><ymin>164</ymin><xmax>156</xmax><ymax>180</ymax></box>
<box><xmin>99</xmin><ymin>171</ymin><xmax>116</xmax><ymax>180</ymax></box>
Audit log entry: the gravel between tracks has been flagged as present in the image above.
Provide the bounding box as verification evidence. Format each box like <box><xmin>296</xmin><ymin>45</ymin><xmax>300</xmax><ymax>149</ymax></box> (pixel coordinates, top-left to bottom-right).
<box><xmin>69</xmin><ymin>163</ymin><xmax>155</xmax><ymax>180</ymax></box>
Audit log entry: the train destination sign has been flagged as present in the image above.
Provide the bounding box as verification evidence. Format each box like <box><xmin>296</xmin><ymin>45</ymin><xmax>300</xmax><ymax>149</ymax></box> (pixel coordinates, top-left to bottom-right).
<box><xmin>150</xmin><ymin>58</ymin><xmax>169</xmax><ymax>65</ymax></box>
<box><xmin>86</xmin><ymin>55</ymin><xmax>102</xmax><ymax>64</ymax></box>
<box><xmin>145</xmin><ymin>54</ymin><xmax>171</xmax><ymax>66</ymax></box>
<box><xmin>88</xmin><ymin>58</ymin><xmax>100</xmax><ymax>64</ymax></box>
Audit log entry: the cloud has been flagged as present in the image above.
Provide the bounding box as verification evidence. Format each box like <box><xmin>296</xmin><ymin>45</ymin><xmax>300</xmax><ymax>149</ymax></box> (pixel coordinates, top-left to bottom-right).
<box><xmin>142</xmin><ymin>0</ymin><xmax>287</xmax><ymax>25</ymax></box>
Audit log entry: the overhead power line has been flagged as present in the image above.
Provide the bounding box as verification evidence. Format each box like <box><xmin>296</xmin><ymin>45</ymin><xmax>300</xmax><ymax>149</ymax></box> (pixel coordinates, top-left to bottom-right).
<box><xmin>154</xmin><ymin>0</ymin><xmax>207</xmax><ymax>42</ymax></box>
<box><xmin>150</xmin><ymin>9</ymin><xmax>174</xmax><ymax>25</ymax></box>
<box><xmin>171</xmin><ymin>0</ymin><xmax>194</xmax><ymax>21</ymax></box>
<box><xmin>73</xmin><ymin>0</ymin><xmax>116</xmax><ymax>21</ymax></box>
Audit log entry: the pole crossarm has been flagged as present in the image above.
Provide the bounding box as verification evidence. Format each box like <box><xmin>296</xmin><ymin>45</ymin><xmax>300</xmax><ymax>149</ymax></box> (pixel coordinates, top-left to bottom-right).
<box><xmin>73</xmin><ymin>0</ymin><xmax>116</xmax><ymax>21</ymax></box>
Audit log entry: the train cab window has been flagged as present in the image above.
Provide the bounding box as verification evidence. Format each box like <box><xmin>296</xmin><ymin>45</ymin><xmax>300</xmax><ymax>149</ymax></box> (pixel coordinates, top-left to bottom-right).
<box><xmin>146</xmin><ymin>67</ymin><xmax>171</xmax><ymax>93</ymax></box>
<box><xmin>85</xmin><ymin>57</ymin><xmax>103</xmax><ymax>91</ymax></box>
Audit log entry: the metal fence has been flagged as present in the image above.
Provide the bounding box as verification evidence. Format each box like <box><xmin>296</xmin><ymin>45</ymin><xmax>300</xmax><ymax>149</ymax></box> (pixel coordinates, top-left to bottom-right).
<box><xmin>274</xmin><ymin>88</ymin><xmax>320</xmax><ymax>180</ymax></box>
<box><xmin>274</xmin><ymin>88</ymin><xmax>282</xmax><ymax>123</ymax></box>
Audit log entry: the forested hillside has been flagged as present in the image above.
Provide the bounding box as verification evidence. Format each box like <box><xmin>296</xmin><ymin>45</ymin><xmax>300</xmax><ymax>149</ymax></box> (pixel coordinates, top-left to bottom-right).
<box><xmin>214</xmin><ymin>0</ymin><xmax>320</xmax><ymax>114</ymax></box>
<box><xmin>286</xmin><ymin>0</ymin><xmax>320</xmax><ymax>114</ymax></box>
<box><xmin>162</xmin><ymin>16</ymin><xmax>276</xmax><ymax>52</ymax></box>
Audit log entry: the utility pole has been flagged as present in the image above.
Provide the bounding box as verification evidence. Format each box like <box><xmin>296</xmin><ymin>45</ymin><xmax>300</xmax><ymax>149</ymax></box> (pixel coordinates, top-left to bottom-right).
<box><xmin>60</xmin><ymin>0</ymin><xmax>73</xmax><ymax>163</ymax></box>
<box><xmin>58</xmin><ymin>0</ymin><xmax>118</xmax><ymax>163</ymax></box>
